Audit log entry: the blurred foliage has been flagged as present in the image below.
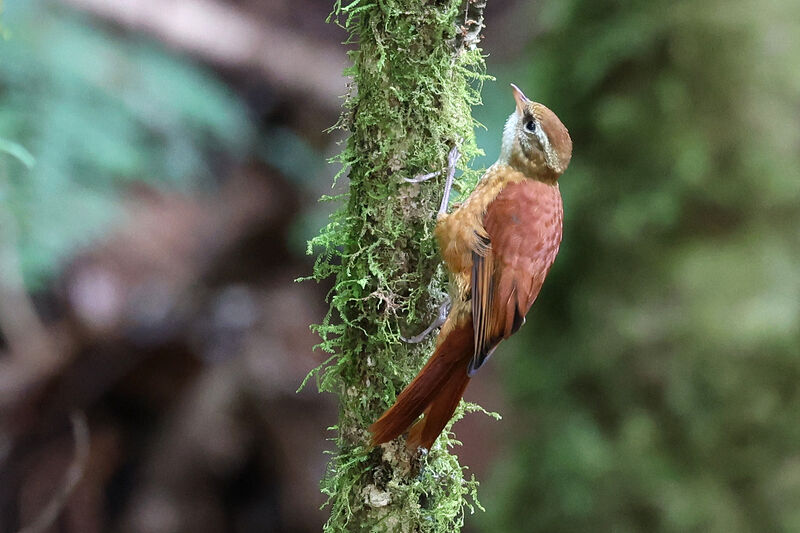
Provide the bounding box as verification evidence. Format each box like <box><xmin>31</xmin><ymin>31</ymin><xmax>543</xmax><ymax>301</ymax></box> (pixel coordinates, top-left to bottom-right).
<box><xmin>0</xmin><ymin>0</ymin><xmax>252</xmax><ymax>285</ymax></box>
<box><xmin>473</xmin><ymin>1</ymin><xmax>800</xmax><ymax>532</ymax></box>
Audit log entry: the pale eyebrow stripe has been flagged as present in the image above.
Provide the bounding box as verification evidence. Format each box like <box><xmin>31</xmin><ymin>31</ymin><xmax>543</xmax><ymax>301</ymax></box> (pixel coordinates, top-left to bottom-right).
<box><xmin>535</xmin><ymin>125</ymin><xmax>559</xmax><ymax>170</ymax></box>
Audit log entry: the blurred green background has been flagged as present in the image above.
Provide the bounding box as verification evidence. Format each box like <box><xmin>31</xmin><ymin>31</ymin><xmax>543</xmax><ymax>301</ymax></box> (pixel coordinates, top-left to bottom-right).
<box><xmin>1</xmin><ymin>0</ymin><xmax>799</xmax><ymax>532</ymax></box>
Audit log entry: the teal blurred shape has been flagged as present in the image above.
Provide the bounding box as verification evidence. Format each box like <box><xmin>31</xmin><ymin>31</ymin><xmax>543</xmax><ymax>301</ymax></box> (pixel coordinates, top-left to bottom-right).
<box><xmin>0</xmin><ymin>138</ymin><xmax>35</xmax><ymax>168</ymax></box>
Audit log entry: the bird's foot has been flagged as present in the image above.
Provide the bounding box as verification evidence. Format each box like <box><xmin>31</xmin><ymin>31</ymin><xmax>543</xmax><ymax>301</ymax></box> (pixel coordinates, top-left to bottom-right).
<box><xmin>402</xmin><ymin>145</ymin><xmax>461</xmax><ymax>218</ymax></box>
<box><xmin>438</xmin><ymin>145</ymin><xmax>461</xmax><ymax>217</ymax></box>
<box><xmin>404</xmin><ymin>170</ymin><xmax>441</xmax><ymax>183</ymax></box>
<box><xmin>400</xmin><ymin>297</ymin><xmax>451</xmax><ymax>343</ymax></box>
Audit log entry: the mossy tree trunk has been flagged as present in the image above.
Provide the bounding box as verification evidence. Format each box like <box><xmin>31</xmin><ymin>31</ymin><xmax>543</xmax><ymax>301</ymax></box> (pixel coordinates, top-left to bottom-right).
<box><xmin>308</xmin><ymin>1</ymin><xmax>488</xmax><ymax>531</ymax></box>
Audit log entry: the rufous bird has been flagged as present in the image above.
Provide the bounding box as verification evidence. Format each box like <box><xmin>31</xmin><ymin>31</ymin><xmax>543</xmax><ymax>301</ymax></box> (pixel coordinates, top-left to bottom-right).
<box><xmin>369</xmin><ymin>84</ymin><xmax>572</xmax><ymax>450</ymax></box>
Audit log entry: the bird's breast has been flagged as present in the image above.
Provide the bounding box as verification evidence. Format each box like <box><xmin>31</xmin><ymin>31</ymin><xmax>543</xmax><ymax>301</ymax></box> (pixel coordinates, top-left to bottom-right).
<box><xmin>485</xmin><ymin>179</ymin><xmax>563</xmax><ymax>274</ymax></box>
<box><xmin>434</xmin><ymin>164</ymin><xmax>526</xmax><ymax>278</ymax></box>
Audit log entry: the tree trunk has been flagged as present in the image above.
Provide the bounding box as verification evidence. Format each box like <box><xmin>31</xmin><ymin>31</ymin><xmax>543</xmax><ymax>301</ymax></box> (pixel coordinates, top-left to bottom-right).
<box><xmin>307</xmin><ymin>1</ymin><xmax>488</xmax><ymax>531</ymax></box>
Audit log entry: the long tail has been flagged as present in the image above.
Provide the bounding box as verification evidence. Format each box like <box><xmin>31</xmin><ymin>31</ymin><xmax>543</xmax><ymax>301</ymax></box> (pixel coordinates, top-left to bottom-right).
<box><xmin>369</xmin><ymin>321</ymin><xmax>472</xmax><ymax>450</ymax></box>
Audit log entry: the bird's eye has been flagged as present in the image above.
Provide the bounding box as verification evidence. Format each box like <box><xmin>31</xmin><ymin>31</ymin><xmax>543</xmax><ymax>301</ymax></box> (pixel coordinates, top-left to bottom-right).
<box><xmin>525</xmin><ymin>120</ymin><xmax>537</xmax><ymax>133</ymax></box>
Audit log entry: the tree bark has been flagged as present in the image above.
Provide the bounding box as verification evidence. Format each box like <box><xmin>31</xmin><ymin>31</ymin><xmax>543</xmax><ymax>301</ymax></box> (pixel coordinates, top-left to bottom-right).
<box><xmin>308</xmin><ymin>1</ymin><xmax>488</xmax><ymax>531</ymax></box>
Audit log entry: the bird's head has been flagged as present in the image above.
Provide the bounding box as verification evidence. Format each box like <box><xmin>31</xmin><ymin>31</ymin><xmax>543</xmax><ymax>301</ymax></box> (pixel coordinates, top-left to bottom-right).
<box><xmin>498</xmin><ymin>84</ymin><xmax>572</xmax><ymax>181</ymax></box>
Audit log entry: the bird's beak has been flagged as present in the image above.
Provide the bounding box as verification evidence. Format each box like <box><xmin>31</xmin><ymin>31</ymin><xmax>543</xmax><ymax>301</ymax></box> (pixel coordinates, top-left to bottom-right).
<box><xmin>510</xmin><ymin>83</ymin><xmax>529</xmax><ymax>115</ymax></box>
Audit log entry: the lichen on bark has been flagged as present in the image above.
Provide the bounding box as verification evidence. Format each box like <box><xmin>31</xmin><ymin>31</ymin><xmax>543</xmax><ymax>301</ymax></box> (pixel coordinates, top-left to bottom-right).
<box><xmin>306</xmin><ymin>1</ymin><xmax>489</xmax><ymax>531</ymax></box>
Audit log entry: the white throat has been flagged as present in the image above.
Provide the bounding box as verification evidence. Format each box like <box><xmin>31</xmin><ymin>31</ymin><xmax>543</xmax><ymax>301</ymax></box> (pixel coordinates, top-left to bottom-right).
<box><xmin>497</xmin><ymin>112</ymin><xmax>519</xmax><ymax>165</ymax></box>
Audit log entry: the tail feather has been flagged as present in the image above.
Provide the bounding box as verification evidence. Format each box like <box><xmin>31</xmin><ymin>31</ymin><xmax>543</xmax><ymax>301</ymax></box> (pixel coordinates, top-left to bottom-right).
<box><xmin>369</xmin><ymin>321</ymin><xmax>472</xmax><ymax>449</ymax></box>
<box><xmin>406</xmin><ymin>364</ymin><xmax>470</xmax><ymax>450</ymax></box>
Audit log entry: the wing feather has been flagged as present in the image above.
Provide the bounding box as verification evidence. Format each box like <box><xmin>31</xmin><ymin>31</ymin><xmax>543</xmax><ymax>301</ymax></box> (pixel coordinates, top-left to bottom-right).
<box><xmin>467</xmin><ymin>180</ymin><xmax>562</xmax><ymax>374</ymax></box>
<box><xmin>469</xmin><ymin>231</ymin><xmax>494</xmax><ymax>376</ymax></box>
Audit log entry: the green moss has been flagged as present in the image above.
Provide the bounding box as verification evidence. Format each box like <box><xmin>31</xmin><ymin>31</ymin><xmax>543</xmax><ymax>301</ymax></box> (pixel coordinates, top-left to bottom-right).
<box><xmin>305</xmin><ymin>1</ymin><xmax>489</xmax><ymax>530</ymax></box>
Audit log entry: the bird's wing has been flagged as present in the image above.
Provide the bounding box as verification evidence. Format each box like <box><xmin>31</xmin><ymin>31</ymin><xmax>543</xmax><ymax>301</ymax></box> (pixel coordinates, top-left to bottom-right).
<box><xmin>470</xmin><ymin>228</ymin><xmax>493</xmax><ymax>376</ymax></box>
<box><xmin>468</xmin><ymin>180</ymin><xmax>562</xmax><ymax>375</ymax></box>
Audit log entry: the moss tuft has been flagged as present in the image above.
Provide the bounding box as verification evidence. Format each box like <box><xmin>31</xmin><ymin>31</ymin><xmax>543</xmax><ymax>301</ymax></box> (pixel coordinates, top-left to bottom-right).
<box><xmin>306</xmin><ymin>1</ymin><xmax>490</xmax><ymax>530</ymax></box>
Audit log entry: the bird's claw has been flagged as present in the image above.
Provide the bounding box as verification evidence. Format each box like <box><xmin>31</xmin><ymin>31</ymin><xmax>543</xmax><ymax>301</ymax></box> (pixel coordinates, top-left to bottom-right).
<box><xmin>403</xmin><ymin>144</ymin><xmax>461</xmax><ymax>192</ymax></box>
<box><xmin>404</xmin><ymin>170</ymin><xmax>442</xmax><ymax>183</ymax></box>
<box><xmin>438</xmin><ymin>145</ymin><xmax>461</xmax><ymax>217</ymax></box>
<box><xmin>400</xmin><ymin>297</ymin><xmax>451</xmax><ymax>343</ymax></box>
<box><xmin>447</xmin><ymin>145</ymin><xmax>461</xmax><ymax>168</ymax></box>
